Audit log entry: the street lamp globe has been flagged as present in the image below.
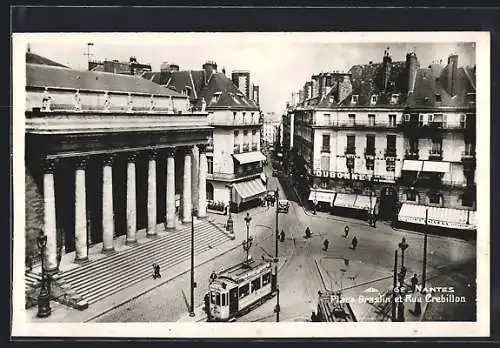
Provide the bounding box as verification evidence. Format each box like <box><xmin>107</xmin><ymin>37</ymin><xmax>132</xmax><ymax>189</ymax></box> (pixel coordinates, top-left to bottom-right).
<box><xmin>244</xmin><ymin>212</ymin><xmax>252</xmax><ymax>227</ymax></box>
<box><xmin>37</xmin><ymin>230</ymin><xmax>47</xmax><ymax>250</ymax></box>
<box><xmin>399</xmin><ymin>237</ymin><xmax>408</xmax><ymax>251</ymax></box>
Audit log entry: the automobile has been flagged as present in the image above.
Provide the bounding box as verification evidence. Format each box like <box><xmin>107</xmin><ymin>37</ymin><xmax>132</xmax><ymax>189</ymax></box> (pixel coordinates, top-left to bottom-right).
<box><xmin>277</xmin><ymin>199</ymin><xmax>290</xmax><ymax>213</ymax></box>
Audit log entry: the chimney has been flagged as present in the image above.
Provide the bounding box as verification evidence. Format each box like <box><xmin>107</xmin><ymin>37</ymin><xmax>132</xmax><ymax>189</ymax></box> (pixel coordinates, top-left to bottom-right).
<box><xmin>447</xmin><ymin>54</ymin><xmax>459</xmax><ymax>96</ymax></box>
<box><xmin>337</xmin><ymin>73</ymin><xmax>353</xmax><ymax>103</ymax></box>
<box><xmin>222</xmin><ymin>67</ymin><xmax>226</xmax><ymax>75</ymax></box>
<box><xmin>169</xmin><ymin>64</ymin><xmax>179</xmax><ymax>72</ymax></box>
<box><xmin>382</xmin><ymin>47</ymin><xmax>392</xmax><ymax>91</ymax></box>
<box><xmin>27</xmin><ymin>44</ymin><xmax>31</xmax><ymax>53</ymax></box>
<box><xmin>202</xmin><ymin>60</ymin><xmax>218</xmax><ymax>81</ymax></box>
<box><xmin>405</xmin><ymin>51</ymin><xmax>419</xmax><ymax>94</ymax></box>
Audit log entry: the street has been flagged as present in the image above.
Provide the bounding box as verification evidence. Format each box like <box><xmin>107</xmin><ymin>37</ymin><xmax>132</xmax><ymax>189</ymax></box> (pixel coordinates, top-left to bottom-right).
<box><xmin>95</xmin><ymin>164</ymin><xmax>477</xmax><ymax>322</ymax></box>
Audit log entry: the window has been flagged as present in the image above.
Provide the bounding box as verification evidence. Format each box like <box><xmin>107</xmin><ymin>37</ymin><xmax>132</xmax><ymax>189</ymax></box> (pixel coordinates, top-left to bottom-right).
<box><xmin>406</xmin><ymin>190</ymin><xmax>417</xmax><ymax>201</ymax></box>
<box><xmin>348</xmin><ymin>114</ymin><xmax>356</xmax><ymax>126</ymax></box>
<box><xmin>391</xmin><ymin>94</ymin><xmax>399</xmax><ymax>104</ymax></box>
<box><xmin>207</xmin><ymin>156</ymin><xmax>213</xmax><ymax>174</ymax></box>
<box><xmin>211</xmin><ymin>292</ymin><xmax>216</xmax><ymax>304</ymax></box>
<box><xmin>462</xmin><ymin>192</ymin><xmax>474</xmax><ymax>207</ymax></box>
<box><xmin>212</xmin><ymin>92</ymin><xmax>222</xmax><ymax>104</ymax></box>
<box><xmin>262</xmin><ymin>273</ymin><xmax>271</xmax><ymax>286</ymax></box>
<box><xmin>239</xmin><ymin>284</ymin><xmax>250</xmax><ymax>298</ymax></box>
<box><xmin>322</xmin><ymin>134</ymin><xmax>330</xmax><ymax>152</ymax></box>
<box><xmin>386</xmin><ymin>135</ymin><xmax>396</xmax><ymax>150</ymax></box>
<box><xmin>366</xmin><ymin>135</ymin><xmax>375</xmax><ymax>155</ymax></box>
<box><xmin>389</xmin><ymin>114</ymin><xmax>396</xmax><ymax>127</ymax></box>
<box><xmin>216</xmin><ymin>293</ymin><xmax>221</xmax><ymax>305</ymax></box>
<box><xmin>428</xmin><ymin>193</ymin><xmax>441</xmax><ymax>205</ymax></box>
<box><xmin>351</xmin><ymin>95</ymin><xmax>359</xmax><ymax>104</ymax></box>
<box><xmin>251</xmin><ymin>278</ymin><xmax>261</xmax><ymax>292</ymax></box>
<box><xmin>346</xmin><ymin>135</ymin><xmax>355</xmax><ymax>155</ymax></box>
<box><xmin>368</xmin><ymin>114</ymin><xmax>375</xmax><ymax>126</ymax></box>
<box><xmin>233</xmin><ymin>111</ymin><xmax>237</xmax><ymax>119</ymax></box>
<box><xmin>324</xmin><ymin>113</ymin><xmax>331</xmax><ymax>125</ymax></box>
<box><xmin>370</xmin><ymin>95</ymin><xmax>378</xmax><ymax>105</ymax></box>
<box><xmin>234</xmin><ymin>130</ymin><xmax>239</xmax><ymax>139</ymax></box>
<box><xmin>435</xmin><ymin>93</ymin><xmax>442</xmax><ymax>102</ymax></box>
<box><xmin>460</xmin><ymin>114</ymin><xmax>467</xmax><ymax>128</ymax></box>
<box><xmin>431</xmin><ymin>138</ymin><xmax>442</xmax><ymax>153</ymax></box>
<box><xmin>221</xmin><ymin>293</ymin><xmax>226</xmax><ymax>306</ymax></box>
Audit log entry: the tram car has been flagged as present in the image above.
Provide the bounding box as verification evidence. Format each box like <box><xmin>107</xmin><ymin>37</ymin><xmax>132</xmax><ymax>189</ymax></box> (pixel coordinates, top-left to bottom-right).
<box><xmin>207</xmin><ymin>259</ymin><xmax>277</xmax><ymax>321</ymax></box>
<box><xmin>313</xmin><ymin>290</ymin><xmax>357</xmax><ymax>322</ymax></box>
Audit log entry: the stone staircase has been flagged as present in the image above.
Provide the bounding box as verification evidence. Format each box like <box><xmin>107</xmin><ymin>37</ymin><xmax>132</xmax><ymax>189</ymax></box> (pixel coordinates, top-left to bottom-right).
<box><xmin>46</xmin><ymin>218</ymin><xmax>231</xmax><ymax>307</ymax></box>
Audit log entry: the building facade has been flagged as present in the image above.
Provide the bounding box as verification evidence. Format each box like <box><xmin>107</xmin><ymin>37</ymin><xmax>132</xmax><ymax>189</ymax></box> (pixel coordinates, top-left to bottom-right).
<box><xmin>25</xmin><ymin>51</ymin><xmax>211</xmax><ymax>269</ymax></box>
<box><xmin>285</xmin><ymin>49</ymin><xmax>477</xmax><ymax>231</ymax></box>
<box><xmin>144</xmin><ymin>61</ymin><xmax>266</xmax><ymax>213</ymax></box>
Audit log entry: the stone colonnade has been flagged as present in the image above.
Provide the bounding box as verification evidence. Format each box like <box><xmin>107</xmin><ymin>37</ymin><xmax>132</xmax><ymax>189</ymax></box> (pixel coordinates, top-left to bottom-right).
<box><xmin>40</xmin><ymin>145</ymin><xmax>208</xmax><ymax>272</ymax></box>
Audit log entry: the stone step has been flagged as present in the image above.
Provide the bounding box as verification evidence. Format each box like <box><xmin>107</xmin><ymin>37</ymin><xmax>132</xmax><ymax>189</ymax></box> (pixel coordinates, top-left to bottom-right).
<box><xmin>60</xmin><ymin>223</ymin><xmax>219</xmax><ymax>284</ymax></box>
<box><xmin>67</xmin><ymin>228</ymin><xmax>224</xmax><ymax>291</ymax></box>
<box><xmin>56</xmin><ymin>220</ymin><xmax>230</xmax><ymax>305</ymax></box>
<box><xmin>60</xmin><ymin>221</ymin><xmax>214</xmax><ymax>279</ymax></box>
<box><xmin>83</xmin><ymin>238</ymin><xmax>229</xmax><ymax>304</ymax></box>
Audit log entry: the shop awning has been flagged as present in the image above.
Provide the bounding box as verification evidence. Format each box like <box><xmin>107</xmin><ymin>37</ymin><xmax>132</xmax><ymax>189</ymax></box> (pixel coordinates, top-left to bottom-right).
<box><xmin>402</xmin><ymin>160</ymin><xmax>423</xmax><ymax>171</ymax></box>
<box><xmin>422</xmin><ymin>161</ymin><xmax>450</xmax><ymax>173</ymax></box>
<box><xmin>352</xmin><ymin>195</ymin><xmax>374</xmax><ymax>211</ymax></box>
<box><xmin>308</xmin><ymin>190</ymin><xmax>336</xmax><ymax>204</ymax></box>
<box><xmin>260</xmin><ymin>172</ymin><xmax>267</xmax><ymax>184</ymax></box>
<box><xmin>333</xmin><ymin>193</ymin><xmax>357</xmax><ymax>208</ymax></box>
<box><xmin>233</xmin><ymin>178</ymin><xmax>266</xmax><ymax>201</ymax></box>
<box><xmin>398</xmin><ymin>203</ymin><xmax>476</xmax><ymax>230</ymax></box>
<box><xmin>232</xmin><ymin>151</ymin><xmax>267</xmax><ymax>164</ymax></box>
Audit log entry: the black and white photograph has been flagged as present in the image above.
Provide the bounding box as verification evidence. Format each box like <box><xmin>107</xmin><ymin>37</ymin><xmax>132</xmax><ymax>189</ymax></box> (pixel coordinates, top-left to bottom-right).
<box><xmin>12</xmin><ymin>32</ymin><xmax>490</xmax><ymax>337</ymax></box>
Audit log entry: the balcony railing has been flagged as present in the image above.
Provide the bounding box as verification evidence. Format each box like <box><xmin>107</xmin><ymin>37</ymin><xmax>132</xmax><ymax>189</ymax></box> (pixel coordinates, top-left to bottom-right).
<box><xmin>344</xmin><ymin>146</ymin><xmax>356</xmax><ymax>155</ymax></box>
<box><xmin>428</xmin><ymin>149</ymin><xmax>443</xmax><ymax>161</ymax></box>
<box><xmin>233</xmin><ymin>146</ymin><xmax>241</xmax><ymax>154</ymax></box>
<box><xmin>315</xmin><ymin>120</ymin><xmax>400</xmax><ymax>128</ymax></box>
<box><xmin>242</xmin><ymin>143</ymin><xmax>250</xmax><ymax>152</ymax></box>
<box><xmin>384</xmin><ymin>148</ymin><xmax>397</xmax><ymax>157</ymax></box>
<box><xmin>321</xmin><ymin>146</ymin><xmax>330</xmax><ymax>153</ymax></box>
<box><xmin>364</xmin><ymin>147</ymin><xmax>376</xmax><ymax>157</ymax></box>
<box><xmin>251</xmin><ymin>143</ymin><xmax>258</xmax><ymax>151</ymax></box>
<box><xmin>404</xmin><ymin>149</ymin><xmax>419</xmax><ymax>160</ymax></box>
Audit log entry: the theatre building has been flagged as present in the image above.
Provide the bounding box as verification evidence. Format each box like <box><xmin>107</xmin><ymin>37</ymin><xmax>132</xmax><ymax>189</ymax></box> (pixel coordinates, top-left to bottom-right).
<box><xmin>285</xmin><ymin>49</ymin><xmax>477</xmax><ymax>233</ymax></box>
<box><xmin>25</xmin><ymin>52</ymin><xmax>211</xmax><ymax>271</ymax></box>
<box><xmin>144</xmin><ymin>61</ymin><xmax>266</xmax><ymax>213</ymax></box>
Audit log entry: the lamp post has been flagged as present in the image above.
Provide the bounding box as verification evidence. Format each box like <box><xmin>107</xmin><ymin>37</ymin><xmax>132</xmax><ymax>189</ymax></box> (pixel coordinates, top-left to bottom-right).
<box><xmin>36</xmin><ymin>230</ymin><xmax>51</xmax><ymax>318</ymax></box>
<box><xmin>313</xmin><ymin>185</ymin><xmax>318</xmax><ymax>215</ymax></box>
<box><xmin>189</xmin><ymin>209</ymin><xmax>198</xmax><ymax>317</ymax></box>
<box><xmin>398</xmin><ymin>237</ymin><xmax>409</xmax><ymax>274</ymax></box>
<box><xmin>226</xmin><ymin>184</ymin><xmax>233</xmax><ymax>234</ymax></box>
<box><xmin>397</xmin><ymin>237</ymin><xmax>408</xmax><ymax>322</ymax></box>
<box><xmin>242</xmin><ymin>213</ymin><xmax>253</xmax><ymax>267</ymax></box>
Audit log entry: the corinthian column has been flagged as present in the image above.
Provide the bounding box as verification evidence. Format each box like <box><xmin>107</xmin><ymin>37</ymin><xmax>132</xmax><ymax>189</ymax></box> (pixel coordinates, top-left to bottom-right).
<box><xmin>74</xmin><ymin>157</ymin><xmax>88</xmax><ymax>262</ymax></box>
<box><xmin>43</xmin><ymin>158</ymin><xmax>58</xmax><ymax>273</ymax></box>
<box><xmin>182</xmin><ymin>148</ymin><xmax>193</xmax><ymax>223</ymax></box>
<box><xmin>198</xmin><ymin>145</ymin><xmax>207</xmax><ymax>218</ymax></box>
<box><xmin>126</xmin><ymin>153</ymin><xmax>137</xmax><ymax>245</ymax></box>
<box><xmin>147</xmin><ymin>149</ymin><xmax>158</xmax><ymax>237</ymax></box>
<box><xmin>165</xmin><ymin>147</ymin><xmax>176</xmax><ymax>230</ymax></box>
<box><xmin>102</xmin><ymin>154</ymin><xmax>115</xmax><ymax>253</ymax></box>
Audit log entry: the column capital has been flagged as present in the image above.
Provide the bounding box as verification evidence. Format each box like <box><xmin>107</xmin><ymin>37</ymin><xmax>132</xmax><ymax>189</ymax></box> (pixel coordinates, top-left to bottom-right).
<box><xmin>165</xmin><ymin>147</ymin><xmax>176</xmax><ymax>158</ymax></box>
<box><xmin>127</xmin><ymin>152</ymin><xmax>138</xmax><ymax>163</ymax></box>
<box><xmin>75</xmin><ymin>156</ymin><xmax>88</xmax><ymax>170</ymax></box>
<box><xmin>183</xmin><ymin>146</ymin><xmax>193</xmax><ymax>156</ymax></box>
<box><xmin>42</xmin><ymin>158</ymin><xmax>58</xmax><ymax>174</ymax></box>
<box><xmin>102</xmin><ymin>153</ymin><xmax>115</xmax><ymax>166</ymax></box>
<box><xmin>198</xmin><ymin>144</ymin><xmax>207</xmax><ymax>154</ymax></box>
<box><xmin>148</xmin><ymin>147</ymin><xmax>159</xmax><ymax>160</ymax></box>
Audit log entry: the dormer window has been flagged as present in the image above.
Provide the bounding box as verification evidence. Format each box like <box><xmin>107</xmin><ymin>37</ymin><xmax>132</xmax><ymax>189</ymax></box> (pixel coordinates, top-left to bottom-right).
<box><xmin>328</xmin><ymin>96</ymin><xmax>334</xmax><ymax>103</ymax></box>
<box><xmin>435</xmin><ymin>93</ymin><xmax>442</xmax><ymax>102</ymax></box>
<box><xmin>211</xmin><ymin>91</ymin><xmax>222</xmax><ymax>104</ymax></box>
<box><xmin>351</xmin><ymin>95</ymin><xmax>359</xmax><ymax>104</ymax></box>
<box><xmin>229</xmin><ymin>92</ymin><xmax>241</xmax><ymax>105</ymax></box>
<box><xmin>370</xmin><ymin>95</ymin><xmax>378</xmax><ymax>105</ymax></box>
<box><xmin>390</xmin><ymin>94</ymin><xmax>399</xmax><ymax>104</ymax></box>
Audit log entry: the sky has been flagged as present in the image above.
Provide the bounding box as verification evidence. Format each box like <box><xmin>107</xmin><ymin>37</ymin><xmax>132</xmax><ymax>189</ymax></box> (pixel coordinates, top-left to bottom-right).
<box><xmin>25</xmin><ymin>34</ymin><xmax>476</xmax><ymax>115</ymax></box>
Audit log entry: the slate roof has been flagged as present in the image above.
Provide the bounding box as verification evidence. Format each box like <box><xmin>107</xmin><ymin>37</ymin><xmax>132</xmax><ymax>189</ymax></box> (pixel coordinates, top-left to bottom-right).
<box><xmin>26</xmin><ymin>63</ymin><xmax>184</xmax><ymax>97</ymax></box>
<box><xmin>26</xmin><ymin>52</ymin><xmax>68</xmax><ymax>68</ymax></box>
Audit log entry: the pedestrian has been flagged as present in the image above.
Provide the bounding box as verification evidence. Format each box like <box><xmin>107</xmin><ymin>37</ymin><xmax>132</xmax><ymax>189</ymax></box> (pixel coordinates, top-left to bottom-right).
<box><xmin>411</xmin><ymin>274</ymin><xmax>418</xmax><ymax>293</ymax></box>
<box><xmin>323</xmin><ymin>239</ymin><xmax>329</xmax><ymax>251</ymax></box>
<box><xmin>344</xmin><ymin>225</ymin><xmax>349</xmax><ymax>238</ymax></box>
<box><xmin>305</xmin><ymin>227</ymin><xmax>311</xmax><ymax>239</ymax></box>
<box><xmin>280</xmin><ymin>230</ymin><xmax>285</xmax><ymax>242</ymax></box>
<box><xmin>351</xmin><ymin>236</ymin><xmax>358</xmax><ymax>250</ymax></box>
<box><xmin>204</xmin><ymin>293</ymin><xmax>211</xmax><ymax>320</ymax></box>
<box><xmin>152</xmin><ymin>263</ymin><xmax>157</xmax><ymax>279</ymax></box>
<box><xmin>155</xmin><ymin>263</ymin><xmax>162</xmax><ymax>278</ymax></box>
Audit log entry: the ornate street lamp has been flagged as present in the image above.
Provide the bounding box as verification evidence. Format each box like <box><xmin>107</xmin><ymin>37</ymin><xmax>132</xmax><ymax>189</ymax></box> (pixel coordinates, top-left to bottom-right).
<box><xmin>397</xmin><ymin>237</ymin><xmax>409</xmax><ymax>322</ymax></box>
<box><xmin>226</xmin><ymin>184</ymin><xmax>234</xmax><ymax>234</ymax></box>
<box><xmin>398</xmin><ymin>237</ymin><xmax>409</xmax><ymax>273</ymax></box>
<box><xmin>36</xmin><ymin>230</ymin><xmax>51</xmax><ymax>318</ymax></box>
<box><xmin>242</xmin><ymin>213</ymin><xmax>253</xmax><ymax>267</ymax></box>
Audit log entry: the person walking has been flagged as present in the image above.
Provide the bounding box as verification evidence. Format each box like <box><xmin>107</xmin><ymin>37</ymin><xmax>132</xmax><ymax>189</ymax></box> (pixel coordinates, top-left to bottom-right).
<box><xmin>351</xmin><ymin>236</ymin><xmax>358</xmax><ymax>250</ymax></box>
<box><xmin>305</xmin><ymin>227</ymin><xmax>312</xmax><ymax>239</ymax></box>
<box><xmin>323</xmin><ymin>239</ymin><xmax>329</xmax><ymax>251</ymax></box>
<box><xmin>152</xmin><ymin>263</ymin><xmax>158</xmax><ymax>279</ymax></box>
<box><xmin>280</xmin><ymin>230</ymin><xmax>285</xmax><ymax>242</ymax></box>
<box><xmin>155</xmin><ymin>263</ymin><xmax>162</xmax><ymax>278</ymax></box>
<box><xmin>344</xmin><ymin>225</ymin><xmax>349</xmax><ymax>238</ymax></box>
<box><xmin>411</xmin><ymin>274</ymin><xmax>419</xmax><ymax>293</ymax></box>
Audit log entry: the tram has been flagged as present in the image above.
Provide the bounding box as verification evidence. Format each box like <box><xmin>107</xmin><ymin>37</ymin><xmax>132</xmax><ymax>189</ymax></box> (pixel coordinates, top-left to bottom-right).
<box><xmin>207</xmin><ymin>259</ymin><xmax>277</xmax><ymax>321</ymax></box>
<box><xmin>313</xmin><ymin>290</ymin><xmax>357</xmax><ymax>322</ymax></box>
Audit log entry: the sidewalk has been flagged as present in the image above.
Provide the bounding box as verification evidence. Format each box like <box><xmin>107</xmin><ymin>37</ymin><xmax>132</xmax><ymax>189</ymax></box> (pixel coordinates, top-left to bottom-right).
<box><xmin>26</xmin><ymin>219</ymin><xmax>242</xmax><ymax>323</ymax></box>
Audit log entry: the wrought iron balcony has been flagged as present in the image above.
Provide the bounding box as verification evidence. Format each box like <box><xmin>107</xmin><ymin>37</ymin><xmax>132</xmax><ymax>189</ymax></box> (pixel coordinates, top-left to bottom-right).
<box><xmin>384</xmin><ymin>148</ymin><xmax>397</xmax><ymax>158</ymax></box>
<box><xmin>233</xmin><ymin>145</ymin><xmax>241</xmax><ymax>154</ymax></box>
<box><xmin>404</xmin><ymin>149</ymin><xmax>419</xmax><ymax>160</ymax></box>
<box><xmin>321</xmin><ymin>146</ymin><xmax>330</xmax><ymax>153</ymax></box>
<box><xmin>461</xmin><ymin>150</ymin><xmax>476</xmax><ymax>161</ymax></box>
<box><xmin>344</xmin><ymin>146</ymin><xmax>356</xmax><ymax>155</ymax></box>
<box><xmin>428</xmin><ymin>149</ymin><xmax>443</xmax><ymax>161</ymax></box>
<box><xmin>364</xmin><ymin>147</ymin><xmax>376</xmax><ymax>157</ymax></box>
<box><xmin>242</xmin><ymin>143</ymin><xmax>250</xmax><ymax>152</ymax></box>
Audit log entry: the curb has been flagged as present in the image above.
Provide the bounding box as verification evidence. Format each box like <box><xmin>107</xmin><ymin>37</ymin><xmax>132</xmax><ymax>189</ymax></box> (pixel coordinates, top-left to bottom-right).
<box><xmin>83</xmin><ymin>239</ymin><xmax>242</xmax><ymax>322</ymax></box>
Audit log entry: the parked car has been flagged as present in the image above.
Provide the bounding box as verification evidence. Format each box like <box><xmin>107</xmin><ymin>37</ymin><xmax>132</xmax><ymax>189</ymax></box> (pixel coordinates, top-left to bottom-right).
<box><xmin>277</xmin><ymin>199</ymin><xmax>290</xmax><ymax>213</ymax></box>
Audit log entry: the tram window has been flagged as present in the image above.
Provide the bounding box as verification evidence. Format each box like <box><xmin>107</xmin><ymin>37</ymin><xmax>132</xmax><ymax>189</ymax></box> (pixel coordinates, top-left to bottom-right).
<box><xmin>211</xmin><ymin>292</ymin><xmax>216</xmax><ymax>304</ymax></box>
<box><xmin>251</xmin><ymin>278</ymin><xmax>261</xmax><ymax>292</ymax></box>
<box><xmin>221</xmin><ymin>293</ymin><xmax>226</xmax><ymax>306</ymax></box>
<box><xmin>262</xmin><ymin>272</ymin><xmax>271</xmax><ymax>286</ymax></box>
<box><xmin>216</xmin><ymin>293</ymin><xmax>221</xmax><ymax>305</ymax></box>
<box><xmin>239</xmin><ymin>284</ymin><xmax>250</xmax><ymax>298</ymax></box>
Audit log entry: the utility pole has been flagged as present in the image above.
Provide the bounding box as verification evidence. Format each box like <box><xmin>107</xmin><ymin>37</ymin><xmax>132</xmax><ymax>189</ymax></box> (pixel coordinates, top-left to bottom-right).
<box><xmin>392</xmin><ymin>250</ymin><xmax>398</xmax><ymax>322</ymax></box>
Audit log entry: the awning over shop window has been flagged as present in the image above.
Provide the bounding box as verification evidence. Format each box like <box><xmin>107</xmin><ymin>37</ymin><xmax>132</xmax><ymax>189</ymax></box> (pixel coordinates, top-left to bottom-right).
<box><xmin>352</xmin><ymin>195</ymin><xmax>374</xmax><ymax>211</ymax></box>
<box><xmin>402</xmin><ymin>160</ymin><xmax>423</xmax><ymax>171</ymax></box>
<box><xmin>398</xmin><ymin>203</ymin><xmax>476</xmax><ymax>230</ymax></box>
<box><xmin>233</xmin><ymin>178</ymin><xmax>266</xmax><ymax>202</ymax></box>
<box><xmin>422</xmin><ymin>161</ymin><xmax>450</xmax><ymax>173</ymax></box>
<box><xmin>260</xmin><ymin>172</ymin><xmax>267</xmax><ymax>184</ymax></box>
<box><xmin>333</xmin><ymin>193</ymin><xmax>357</xmax><ymax>208</ymax></box>
<box><xmin>232</xmin><ymin>151</ymin><xmax>267</xmax><ymax>164</ymax></box>
<box><xmin>308</xmin><ymin>190</ymin><xmax>336</xmax><ymax>204</ymax></box>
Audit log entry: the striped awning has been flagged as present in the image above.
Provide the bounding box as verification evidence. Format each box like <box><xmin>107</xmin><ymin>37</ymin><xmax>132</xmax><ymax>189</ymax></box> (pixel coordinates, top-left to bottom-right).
<box><xmin>308</xmin><ymin>190</ymin><xmax>336</xmax><ymax>204</ymax></box>
<box><xmin>422</xmin><ymin>161</ymin><xmax>450</xmax><ymax>173</ymax></box>
<box><xmin>333</xmin><ymin>193</ymin><xmax>357</xmax><ymax>208</ymax></box>
<box><xmin>402</xmin><ymin>160</ymin><xmax>423</xmax><ymax>171</ymax></box>
<box><xmin>233</xmin><ymin>178</ymin><xmax>266</xmax><ymax>201</ymax></box>
<box><xmin>232</xmin><ymin>151</ymin><xmax>267</xmax><ymax>164</ymax></box>
<box><xmin>398</xmin><ymin>203</ymin><xmax>476</xmax><ymax>230</ymax></box>
<box><xmin>352</xmin><ymin>195</ymin><xmax>373</xmax><ymax>211</ymax></box>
